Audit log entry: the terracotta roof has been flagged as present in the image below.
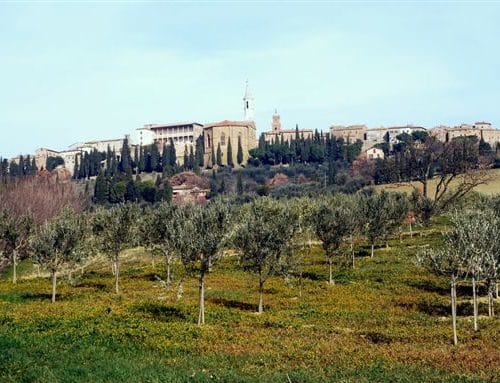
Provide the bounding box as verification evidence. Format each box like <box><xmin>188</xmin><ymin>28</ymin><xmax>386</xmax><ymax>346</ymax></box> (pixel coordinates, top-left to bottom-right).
<box><xmin>204</xmin><ymin>120</ymin><xmax>256</xmax><ymax>129</ymax></box>
<box><xmin>265</xmin><ymin>129</ymin><xmax>313</xmax><ymax>134</ymax></box>
<box><xmin>146</xmin><ymin>122</ymin><xmax>204</xmax><ymax>130</ymax></box>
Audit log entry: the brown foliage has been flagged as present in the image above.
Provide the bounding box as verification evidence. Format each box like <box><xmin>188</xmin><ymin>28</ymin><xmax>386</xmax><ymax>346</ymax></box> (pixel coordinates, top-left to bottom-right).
<box><xmin>0</xmin><ymin>176</ymin><xmax>86</xmax><ymax>225</ymax></box>
<box><xmin>170</xmin><ymin>171</ymin><xmax>209</xmax><ymax>189</ymax></box>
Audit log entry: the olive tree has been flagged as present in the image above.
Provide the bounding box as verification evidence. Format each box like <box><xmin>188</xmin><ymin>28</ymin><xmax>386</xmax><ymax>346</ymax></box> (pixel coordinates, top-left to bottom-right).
<box><xmin>176</xmin><ymin>199</ymin><xmax>231</xmax><ymax>325</ymax></box>
<box><xmin>383</xmin><ymin>192</ymin><xmax>410</xmax><ymax>247</ymax></box>
<box><xmin>311</xmin><ymin>198</ymin><xmax>351</xmax><ymax>284</ymax></box>
<box><xmin>92</xmin><ymin>204</ymin><xmax>140</xmax><ymax>294</ymax></box>
<box><xmin>234</xmin><ymin>198</ymin><xmax>299</xmax><ymax>312</ymax></box>
<box><xmin>360</xmin><ymin>192</ymin><xmax>391</xmax><ymax>257</ymax></box>
<box><xmin>141</xmin><ymin>202</ymin><xmax>182</xmax><ymax>284</ymax></box>
<box><xmin>0</xmin><ymin>211</ymin><xmax>33</xmax><ymax>284</ymax></box>
<box><xmin>447</xmin><ymin>209</ymin><xmax>500</xmax><ymax>330</ymax></box>
<box><xmin>416</xmin><ymin>210</ymin><xmax>486</xmax><ymax>345</ymax></box>
<box><xmin>29</xmin><ymin>209</ymin><xmax>87</xmax><ymax>303</ymax></box>
<box><xmin>288</xmin><ymin>197</ymin><xmax>316</xmax><ymax>296</ymax></box>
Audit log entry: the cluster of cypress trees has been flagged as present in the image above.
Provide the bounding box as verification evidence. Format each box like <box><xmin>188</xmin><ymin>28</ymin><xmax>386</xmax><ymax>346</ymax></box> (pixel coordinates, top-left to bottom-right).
<box><xmin>249</xmin><ymin>127</ymin><xmax>363</xmax><ymax>166</ymax></box>
<box><xmin>0</xmin><ymin>155</ymin><xmax>37</xmax><ymax>183</ymax></box>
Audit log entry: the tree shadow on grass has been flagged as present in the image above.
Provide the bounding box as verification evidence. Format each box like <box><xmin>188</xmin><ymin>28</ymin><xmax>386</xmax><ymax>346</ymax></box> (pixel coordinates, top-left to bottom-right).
<box><xmin>208</xmin><ymin>297</ymin><xmax>257</xmax><ymax>312</ymax></box>
<box><xmin>19</xmin><ymin>292</ymin><xmax>70</xmax><ymax>302</ymax></box>
<box><xmin>407</xmin><ymin>279</ymin><xmax>488</xmax><ymax>297</ymax></box>
<box><xmin>302</xmin><ymin>272</ymin><xmax>322</xmax><ymax>281</ymax></box>
<box><xmin>75</xmin><ymin>282</ymin><xmax>108</xmax><ymax>290</ymax></box>
<box><xmin>133</xmin><ymin>302</ymin><xmax>187</xmax><ymax>322</ymax></box>
<box><xmin>396</xmin><ymin>299</ymin><xmax>474</xmax><ymax>316</ymax></box>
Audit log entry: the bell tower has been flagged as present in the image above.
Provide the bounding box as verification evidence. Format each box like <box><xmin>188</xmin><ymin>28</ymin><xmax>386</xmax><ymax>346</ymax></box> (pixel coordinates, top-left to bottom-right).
<box><xmin>272</xmin><ymin>109</ymin><xmax>281</xmax><ymax>133</ymax></box>
<box><xmin>243</xmin><ymin>80</ymin><xmax>255</xmax><ymax>121</ymax></box>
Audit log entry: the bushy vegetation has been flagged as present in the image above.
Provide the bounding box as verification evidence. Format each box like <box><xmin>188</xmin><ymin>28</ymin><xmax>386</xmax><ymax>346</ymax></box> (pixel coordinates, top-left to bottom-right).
<box><xmin>1</xmin><ymin>169</ymin><xmax>500</xmax><ymax>381</ymax></box>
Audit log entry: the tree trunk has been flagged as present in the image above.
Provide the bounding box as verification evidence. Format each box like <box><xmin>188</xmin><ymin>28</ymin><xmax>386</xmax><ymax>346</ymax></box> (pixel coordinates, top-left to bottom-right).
<box><xmin>166</xmin><ymin>255</ymin><xmax>171</xmax><ymax>285</ymax></box>
<box><xmin>298</xmin><ymin>270</ymin><xmax>303</xmax><ymax>298</ymax></box>
<box><xmin>328</xmin><ymin>257</ymin><xmax>334</xmax><ymax>285</ymax></box>
<box><xmin>258</xmin><ymin>269</ymin><xmax>264</xmax><ymax>314</ymax></box>
<box><xmin>422</xmin><ymin>178</ymin><xmax>428</xmax><ymax>198</ymax></box>
<box><xmin>451</xmin><ymin>280</ymin><xmax>458</xmax><ymax>346</ymax></box>
<box><xmin>51</xmin><ymin>270</ymin><xmax>57</xmax><ymax>303</ymax></box>
<box><xmin>409</xmin><ymin>221</ymin><xmax>413</xmax><ymax>238</ymax></box>
<box><xmin>496</xmin><ymin>282</ymin><xmax>499</xmax><ymax>300</ymax></box>
<box><xmin>371</xmin><ymin>243</ymin><xmax>374</xmax><ymax>258</ymax></box>
<box><xmin>488</xmin><ymin>281</ymin><xmax>495</xmax><ymax>317</ymax></box>
<box><xmin>12</xmin><ymin>250</ymin><xmax>17</xmax><ymax>284</ymax></box>
<box><xmin>350</xmin><ymin>239</ymin><xmax>355</xmax><ymax>269</ymax></box>
<box><xmin>198</xmin><ymin>270</ymin><xmax>206</xmax><ymax>325</ymax></box>
<box><xmin>472</xmin><ymin>276</ymin><xmax>478</xmax><ymax>331</ymax></box>
<box><xmin>151</xmin><ymin>253</ymin><xmax>155</xmax><ymax>270</ymax></box>
<box><xmin>114</xmin><ymin>257</ymin><xmax>120</xmax><ymax>295</ymax></box>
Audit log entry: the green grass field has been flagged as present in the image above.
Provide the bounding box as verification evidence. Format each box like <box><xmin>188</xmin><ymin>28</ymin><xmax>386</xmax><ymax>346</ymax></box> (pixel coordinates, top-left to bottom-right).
<box><xmin>0</xmin><ymin>229</ymin><xmax>499</xmax><ymax>382</ymax></box>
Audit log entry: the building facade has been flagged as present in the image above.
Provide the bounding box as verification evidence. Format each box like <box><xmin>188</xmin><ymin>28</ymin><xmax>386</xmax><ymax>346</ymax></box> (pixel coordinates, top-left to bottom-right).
<box><xmin>263</xmin><ymin>111</ymin><xmax>314</xmax><ymax>143</ymax></box>
<box><xmin>143</xmin><ymin>122</ymin><xmax>204</xmax><ymax>162</ymax></box>
<box><xmin>203</xmin><ymin>120</ymin><xmax>257</xmax><ymax>167</ymax></box>
<box><xmin>430</xmin><ymin>122</ymin><xmax>500</xmax><ymax>148</ymax></box>
<box><xmin>330</xmin><ymin>124</ymin><xmax>426</xmax><ymax>149</ymax></box>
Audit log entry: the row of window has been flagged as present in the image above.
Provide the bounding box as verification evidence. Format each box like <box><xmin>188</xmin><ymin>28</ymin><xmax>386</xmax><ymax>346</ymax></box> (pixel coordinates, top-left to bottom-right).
<box><xmin>158</xmin><ymin>126</ymin><xmax>194</xmax><ymax>135</ymax></box>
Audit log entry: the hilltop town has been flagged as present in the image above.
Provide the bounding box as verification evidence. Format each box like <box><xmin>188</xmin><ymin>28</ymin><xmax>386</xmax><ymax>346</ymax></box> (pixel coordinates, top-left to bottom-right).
<box><xmin>4</xmin><ymin>82</ymin><xmax>500</xmax><ymax>179</ymax></box>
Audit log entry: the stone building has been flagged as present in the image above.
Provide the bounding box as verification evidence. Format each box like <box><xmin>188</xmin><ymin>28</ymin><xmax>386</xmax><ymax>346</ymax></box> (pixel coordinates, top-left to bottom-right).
<box><xmin>330</xmin><ymin>124</ymin><xmax>426</xmax><ymax>150</ymax></box>
<box><xmin>365</xmin><ymin>147</ymin><xmax>385</xmax><ymax>160</ymax></box>
<box><xmin>143</xmin><ymin>122</ymin><xmax>204</xmax><ymax>163</ymax></box>
<box><xmin>263</xmin><ymin>111</ymin><xmax>314</xmax><ymax>143</ymax></box>
<box><xmin>34</xmin><ymin>148</ymin><xmax>60</xmax><ymax>170</ymax></box>
<box><xmin>330</xmin><ymin>125</ymin><xmax>367</xmax><ymax>143</ymax></box>
<box><xmin>203</xmin><ymin>120</ymin><xmax>257</xmax><ymax>167</ymax></box>
<box><xmin>67</xmin><ymin>136</ymin><xmax>130</xmax><ymax>154</ymax></box>
<box><xmin>430</xmin><ymin>122</ymin><xmax>500</xmax><ymax>148</ymax></box>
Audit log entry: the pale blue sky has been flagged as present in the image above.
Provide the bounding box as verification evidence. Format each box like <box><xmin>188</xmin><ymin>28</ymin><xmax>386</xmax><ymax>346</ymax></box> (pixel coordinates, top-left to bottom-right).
<box><xmin>1</xmin><ymin>2</ymin><xmax>499</xmax><ymax>158</ymax></box>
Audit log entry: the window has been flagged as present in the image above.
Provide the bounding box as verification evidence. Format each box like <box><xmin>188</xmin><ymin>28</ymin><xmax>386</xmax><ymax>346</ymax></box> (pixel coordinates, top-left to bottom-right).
<box><xmin>220</xmin><ymin>133</ymin><xmax>226</xmax><ymax>146</ymax></box>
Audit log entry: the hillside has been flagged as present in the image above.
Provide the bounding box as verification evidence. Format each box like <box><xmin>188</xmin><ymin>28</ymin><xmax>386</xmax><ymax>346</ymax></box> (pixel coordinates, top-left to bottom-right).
<box><xmin>0</xmin><ymin>228</ymin><xmax>498</xmax><ymax>382</ymax></box>
<box><xmin>373</xmin><ymin>168</ymin><xmax>500</xmax><ymax>196</ymax></box>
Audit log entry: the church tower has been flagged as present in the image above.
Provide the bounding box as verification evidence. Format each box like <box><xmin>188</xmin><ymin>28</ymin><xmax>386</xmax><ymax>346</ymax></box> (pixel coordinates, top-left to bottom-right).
<box><xmin>243</xmin><ymin>80</ymin><xmax>255</xmax><ymax>121</ymax></box>
<box><xmin>272</xmin><ymin>109</ymin><xmax>281</xmax><ymax>133</ymax></box>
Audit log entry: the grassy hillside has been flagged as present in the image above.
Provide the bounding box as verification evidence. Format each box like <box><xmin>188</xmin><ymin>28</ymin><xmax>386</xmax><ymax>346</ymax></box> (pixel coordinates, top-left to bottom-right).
<box><xmin>373</xmin><ymin>168</ymin><xmax>500</xmax><ymax>196</ymax></box>
<box><xmin>0</xmin><ymin>230</ymin><xmax>499</xmax><ymax>382</ymax></box>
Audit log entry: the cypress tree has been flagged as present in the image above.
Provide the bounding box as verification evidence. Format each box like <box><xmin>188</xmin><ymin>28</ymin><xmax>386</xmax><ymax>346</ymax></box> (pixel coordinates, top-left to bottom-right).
<box><xmin>138</xmin><ymin>146</ymin><xmax>145</xmax><ymax>173</ymax></box>
<box><xmin>19</xmin><ymin>155</ymin><xmax>25</xmax><ymax>175</ymax></box>
<box><xmin>195</xmin><ymin>136</ymin><xmax>204</xmax><ymax>167</ymax></box>
<box><xmin>169</xmin><ymin>139</ymin><xmax>176</xmax><ymax>167</ymax></box>
<box><xmin>161</xmin><ymin>143</ymin><xmax>168</xmax><ymax>171</ymax></box>
<box><xmin>236</xmin><ymin>173</ymin><xmax>244</xmax><ymax>195</ymax></box>
<box><xmin>162</xmin><ymin>178</ymin><xmax>173</xmax><ymax>203</ymax></box>
<box><xmin>216</xmin><ymin>143</ymin><xmax>222</xmax><ymax>167</ymax></box>
<box><xmin>9</xmin><ymin>160</ymin><xmax>19</xmax><ymax>178</ymax></box>
<box><xmin>189</xmin><ymin>145</ymin><xmax>195</xmax><ymax>170</ymax></box>
<box><xmin>73</xmin><ymin>155</ymin><xmax>79</xmax><ymax>179</ymax></box>
<box><xmin>105</xmin><ymin>145</ymin><xmax>112</xmax><ymax>177</ymax></box>
<box><xmin>237</xmin><ymin>135</ymin><xmax>244</xmax><ymax>165</ymax></box>
<box><xmin>227</xmin><ymin>137</ymin><xmax>234</xmax><ymax>168</ymax></box>
<box><xmin>150</xmin><ymin>144</ymin><xmax>160</xmax><ymax>173</ymax></box>
<box><xmin>125</xmin><ymin>180</ymin><xmax>138</xmax><ymax>202</ymax></box>
<box><xmin>119</xmin><ymin>137</ymin><xmax>133</xmax><ymax>175</ymax></box>
<box><xmin>94</xmin><ymin>170</ymin><xmax>108</xmax><ymax>204</ymax></box>
<box><xmin>133</xmin><ymin>145</ymin><xmax>139</xmax><ymax>173</ymax></box>
<box><xmin>183</xmin><ymin>145</ymin><xmax>189</xmax><ymax>170</ymax></box>
<box><xmin>211</xmin><ymin>147</ymin><xmax>216</xmax><ymax>169</ymax></box>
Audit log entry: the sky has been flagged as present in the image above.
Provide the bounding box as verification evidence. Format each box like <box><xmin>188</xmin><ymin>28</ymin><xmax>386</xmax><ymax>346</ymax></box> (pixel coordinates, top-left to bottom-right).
<box><xmin>1</xmin><ymin>2</ymin><xmax>500</xmax><ymax>158</ymax></box>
